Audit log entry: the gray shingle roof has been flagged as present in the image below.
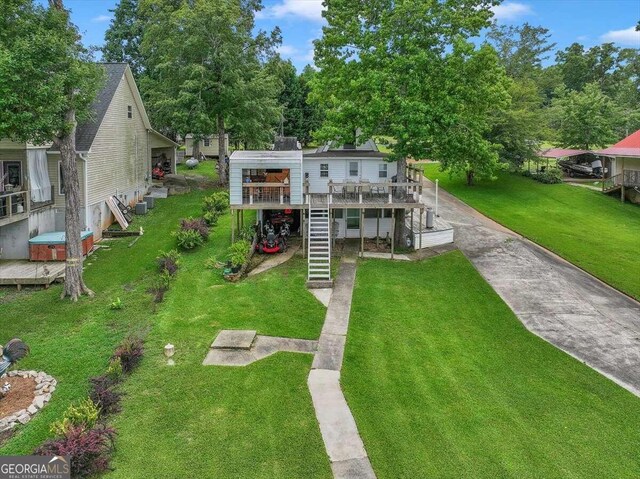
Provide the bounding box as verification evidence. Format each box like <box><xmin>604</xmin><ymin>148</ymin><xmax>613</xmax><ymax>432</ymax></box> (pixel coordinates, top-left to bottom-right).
<box><xmin>75</xmin><ymin>63</ymin><xmax>127</xmax><ymax>152</ymax></box>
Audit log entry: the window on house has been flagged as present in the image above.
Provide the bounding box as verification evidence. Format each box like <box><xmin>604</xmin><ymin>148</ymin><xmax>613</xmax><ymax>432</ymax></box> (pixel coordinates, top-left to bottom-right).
<box><xmin>203</xmin><ymin>138</ymin><xmax>211</xmax><ymax>147</ymax></box>
<box><xmin>349</xmin><ymin>161</ymin><xmax>359</xmax><ymax>177</ymax></box>
<box><xmin>333</xmin><ymin>209</ymin><xmax>344</xmax><ymax>218</ymax></box>
<box><xmin>58</xmin><ymin>161</ymin><xmax>65</xmax><ymax>195</ymax></box>
<box><xmin>383</xmin><ymin>209</ymin><xmax>392</xmax><ymax>218</ymax></box>
<box><xmin>320</xmin><ymin>164</ymin><xmax>329</xmax><ymax>178</ymax></box>
<box><xmin>364</xmin><ymin>209</ymin><xmax>379</xmax><ymax>218</ymax></box>
<box><xmin>127</xmin><ymin>105</ymin><xmax>132</xmax><ymax>119</ymax></box>
<box><xmin>379</xmin><ymin>163</ymin><xmax>388</xmax><ymax>178</ymax></box>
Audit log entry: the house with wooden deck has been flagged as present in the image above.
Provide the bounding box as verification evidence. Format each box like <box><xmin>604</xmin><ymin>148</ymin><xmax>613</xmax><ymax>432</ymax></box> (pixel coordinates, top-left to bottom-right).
<box><xmin>0</xmin><ymin>63</ymin><xmax>177</xmax><ymax>268</ymax></box>
<box><xmin>228</xmin><ymin>139</ymin><xmax>453</xmax><ymax>284</ymax></box>
<box><xmin>596</xmin><ymin>130</ymin><xmax>640</xmax><ymax>203</ymax></box>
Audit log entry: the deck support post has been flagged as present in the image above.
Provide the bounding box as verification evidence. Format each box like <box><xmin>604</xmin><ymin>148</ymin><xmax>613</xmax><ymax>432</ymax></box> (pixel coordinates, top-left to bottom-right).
<box><xmin>418</xmin><ymin>208</ymin><xmax>423</xmax><ymax>250</ymax></box>
<box><xmin>231</xmin><ymin>208</ymin><xmax>235</xmax><ymax>243</ymax></box>
<box><xmin>376</xmin><ymin>209</ymin><xmax>380</xmax><ymax>247</ymax></box>
<box><xmin>301</xmin><ymin>209</ymin><xmax>306</xmax><ymax>259</ymax></box>
<box><xmin>359</xmin><ymin>208</ymin><xmax>364</xmax><ymax>258</ymax></box>
<box><xmin>410</xmin><ymin>208</ymin><xmax>414</xmax><ymax>248</ymax></box>
<box><xmin>391</xmin><ymin>208</ymin><xmax>395</xmax><ymax>260</ymax></box>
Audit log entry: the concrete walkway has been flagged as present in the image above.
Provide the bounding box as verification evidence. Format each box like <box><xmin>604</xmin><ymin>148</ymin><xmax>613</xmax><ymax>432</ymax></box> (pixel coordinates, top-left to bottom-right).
<box><xmin>248</xmin><ymin>244</ymin><xmax>300</xmax><ymax>277</ymax></box>
<box><xmin>309</xmin><ymin>257</ymin><xmax>376</xmax><ymax>479</ymax></box>
<box><xmin>422</xmin><ymin>178</ymin><xmax>640</xmax><ymax>396</ymax></box>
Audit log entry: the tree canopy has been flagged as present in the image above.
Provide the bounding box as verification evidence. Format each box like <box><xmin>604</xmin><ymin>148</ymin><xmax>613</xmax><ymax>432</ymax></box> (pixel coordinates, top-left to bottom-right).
<box><xmin>313</xmin><ymin>0</ymin><xmax>510</xmax><ymax>186</ymax></box>
<box><xmin>139</xmin><ymin>0</ymin><xmax>281</xmax><ymax>180</ymax></box>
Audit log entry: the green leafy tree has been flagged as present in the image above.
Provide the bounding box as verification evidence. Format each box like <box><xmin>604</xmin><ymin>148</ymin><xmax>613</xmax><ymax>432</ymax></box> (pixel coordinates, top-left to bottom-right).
<box><xmin>265</xmin><ymin>58</ymin><xmax>324</xmax><ymax>146</ymax></box>
<box><xmin>312</xmin><ymin>0</ymin><xmax>510</xmax><ymax>220</ymax></box>
<box><xmin>139</xmin><ymin>0</ymin><xmax>281</xmax><ymax>182</ymax></box>
<box><xmin>488</xmin><ymin>78</ymin><xmax>545</xmax><ymax>169</ymax></box>
<box><xmin>486</xmin><ymin>23</ymin><xmax>556</xmax><ymax>79</ymax></box>
<box><xmin>102</xmin><ymin>0</ymin><xmax>145</xmax><ymax>79</ymax></box>
<box><xmin>550</xmin><ymin>83</ymin><xmax>617</xmax><ymax>150</ymax></box>
<box><xmin>0</xmin><ymin>0</ymin><xmax>104</xmax><ymax>301</ymax></box>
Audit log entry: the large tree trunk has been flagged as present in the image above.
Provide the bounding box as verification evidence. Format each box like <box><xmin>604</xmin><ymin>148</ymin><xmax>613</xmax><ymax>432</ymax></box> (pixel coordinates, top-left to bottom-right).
<box><xmin>217</xmin><ymin>115</ymin><xmax>228</xmax><ymax>184</ymax></box>
<box><xmin>466</xmin><ymin>169</ymin><xmax>475</xmax><ymax>186</ymax></box>
<box><xmin>59</xmin><ymin>108</ymin><xmax>93</xmax><ymax>301</ymax></box>
<box><xmin>192</xmin><ymin>139</ymin><xmax>201</xmax><ymax>160</ymax></box>
<box><xmin>394</xmin><ymin>157</ymin><xmax>407</xmax><ymax>245</ymax></box>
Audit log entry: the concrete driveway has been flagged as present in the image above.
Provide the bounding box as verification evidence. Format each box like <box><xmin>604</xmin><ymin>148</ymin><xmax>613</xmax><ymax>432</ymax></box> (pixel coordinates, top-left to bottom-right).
<box><xmin>421</xmin><ymin>179</ymin><xmax>640</xmax><ymax>396</ymax></box>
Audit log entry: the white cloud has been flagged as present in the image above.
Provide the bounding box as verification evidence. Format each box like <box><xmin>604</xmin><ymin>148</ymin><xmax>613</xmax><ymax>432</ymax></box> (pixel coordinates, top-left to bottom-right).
<box><xmin>91</xmin><ymin>15</ymin><xmax>112</xmax><ymax>23</ymax></box>
<box><xmin>277</xmin><ymin>44</ymin><xmax>298</xmax><ymax>56</ymax></box>
<box><xmin>492</xmin><ymin>2</ymin><xmax>533</xmax><ymax>21</ymax></box>
<box><xmin>258</xmin><ymin>0</ymin><xmax>325</xmax><ymax>22</ymax></box>
<box><xmin>601</xmin><ymin>26</ymin><xmax>640</xmax><ymax>46</ymax></box>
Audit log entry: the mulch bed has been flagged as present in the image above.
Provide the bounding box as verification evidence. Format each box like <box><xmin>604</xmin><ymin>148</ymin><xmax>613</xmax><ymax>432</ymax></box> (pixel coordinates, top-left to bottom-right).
<box><xmin>0</xmin><ymin>376</ymin><xmax>37</xmax><ymax>418</ymax></box>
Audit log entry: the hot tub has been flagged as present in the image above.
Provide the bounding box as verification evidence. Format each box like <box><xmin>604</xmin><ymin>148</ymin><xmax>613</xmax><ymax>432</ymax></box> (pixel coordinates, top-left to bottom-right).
<box><xmin>29</xmin><ymin>231</ymin><xmax>94</xmax><ymax>261</ymax></box>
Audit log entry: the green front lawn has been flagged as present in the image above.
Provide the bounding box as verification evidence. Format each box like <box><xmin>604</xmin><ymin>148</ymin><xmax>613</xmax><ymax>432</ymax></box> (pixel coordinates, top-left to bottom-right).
<box><xmin>343</xmin><ymin>253</ymin><xmax>640</xmax><ymax>478</ymax></box>
<box><xmin>176</xmin><ymin>159</ymin><xmax>219</xmax><ymax>180</ymax></box>
<box><xmin>1</xmin><ymin>191</ymin><xmax>330</xmax><ymax>477</ymax></box>
<box><xmin>423</xmin><ymin>164</ymin><xmax>640</xmax><ymax>300</ymax></box>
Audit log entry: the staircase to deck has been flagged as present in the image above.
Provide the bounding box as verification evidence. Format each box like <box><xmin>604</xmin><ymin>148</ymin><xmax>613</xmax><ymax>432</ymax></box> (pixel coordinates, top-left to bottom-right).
<box><xmin>307</xmin><ymin>206</ymin><xmax>332</xmax><ymax>287</ymax></box>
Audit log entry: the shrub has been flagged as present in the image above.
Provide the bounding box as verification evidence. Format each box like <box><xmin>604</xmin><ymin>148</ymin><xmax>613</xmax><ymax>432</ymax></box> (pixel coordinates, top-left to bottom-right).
<box><xmin>149</xmin><ymin>271</ymin><xmax>171</xmax><ymax>303</ymax></box>
<box><xmin>50</xmin><ymin>398</ymin><xmax>100</xmax><ymax>437</ymax></box>
<box><xmin>113</xmin><ymin>336</ymin><xmax>144</xmax><ymax>374</ymax></box>
<box><xmin>204</xmin><ymin>256</ymin><xmax>220</xmax><ymax>270</ymax></box>
<box><xmin>228</xmin><ymin>240</ymin><xmax>251</xmax><ymax>268</ymax></box>
<box><xmin>174</xmin><ymin>229</ymin><xmax>205</xmax><ymax>250</ymax></box>
<box><xmin>105</xmin><ymin>357</ymin><xmax>124</xmax><ymax>382</ymax></box>
<box><xmin>238</xmin><ymin>224</ymin><xmax>257</xmax><ymax>242</ymax></box>
<box><xmin>534</xmin><ymin>168</ymin><xmax>563</xmax><ymax>184</ymax></box>
<box><xmin>157</xmin><ymin>249</ymin><xmax>181</xmax><ymax>276</ymax></box>
<box><xmin>203</xmin><ymin>209</ymin><xmax>220</xmax><ymax>227</ymax></box>
<box><xmin>202</xmin><ymin>191</ymin><xmax>229</xmax><ymax>214</ymax></box>
<box><xmin>180</xmin><ymin>217</ymin><xmax>209</xmax><ymax>241</ymax></box>
<box><xmin>89</xmin><ymin>376</ymin><xmax>122</xmax><ymax>417</ymax></box>
<box><xmin>109</xmin><ymin>298</ymin><xmax>123</xmax><ymax>310</ymax></box>
<box><xmin>35</xmin><ymin>426</ymin><xmax>116</xmax><ymax>479</ymax></box>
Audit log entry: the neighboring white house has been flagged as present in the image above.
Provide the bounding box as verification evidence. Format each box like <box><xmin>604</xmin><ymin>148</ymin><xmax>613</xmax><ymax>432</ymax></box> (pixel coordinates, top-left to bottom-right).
<box><xmin>184</xmin><ymin>134</ymin><xmax>229</xmax><ymax>158</ymax></box>
<box><xmin>228</xmin><ymin>138</ymin><xmax>453</xmax><ymax>284</ymax></box>
<box><xmin>0</xmin><ymin>63</ymin><xmax>177</xmax><ymax>260</ymax></box>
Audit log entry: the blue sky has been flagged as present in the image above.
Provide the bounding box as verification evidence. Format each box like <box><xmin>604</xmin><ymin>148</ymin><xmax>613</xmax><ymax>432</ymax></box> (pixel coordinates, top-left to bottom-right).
<box><xmin>51</xmin><ymin>0</ymin><xmax>640</xmax><ymax>71</ymax></box>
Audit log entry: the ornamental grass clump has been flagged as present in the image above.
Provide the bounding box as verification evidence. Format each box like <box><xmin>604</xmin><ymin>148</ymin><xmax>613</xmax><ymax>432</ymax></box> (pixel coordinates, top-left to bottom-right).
<box><xmin>113</xmin><ymin>336</ymin><xmax>144</xmax><ymax>374</ymax></box>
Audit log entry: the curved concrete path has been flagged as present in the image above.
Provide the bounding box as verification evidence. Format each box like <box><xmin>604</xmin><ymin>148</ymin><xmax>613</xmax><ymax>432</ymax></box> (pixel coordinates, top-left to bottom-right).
<box><xmin>308</xmin><ymin>257</ymin><xmax>376</xmax><ymax>479</ymax></box>
<box><xmin>422</xmin><ymin>178</ymin><xmax>640</xmax><ymax>396</ymax></box>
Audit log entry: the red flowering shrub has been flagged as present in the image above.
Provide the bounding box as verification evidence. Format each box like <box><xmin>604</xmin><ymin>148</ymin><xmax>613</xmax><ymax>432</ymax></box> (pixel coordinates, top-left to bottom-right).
<box><xmin>35</xmin><ymin>426</ymin><xmax>116</xmax><ymax>478</ymax></box>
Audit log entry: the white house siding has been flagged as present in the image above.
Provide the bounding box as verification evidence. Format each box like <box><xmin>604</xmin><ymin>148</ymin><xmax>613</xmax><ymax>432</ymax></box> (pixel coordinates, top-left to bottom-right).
<box><xmin>612</xmin><ymin>157</ymin><xmax>640</xmax><ymax>176</ymax></box>
<box><xmin>303</xmin><ymin>157</ymin><xmax>397</xmax><ymax>194</ymax></box>
<box><xmin>332</xmin><ymin>215</ymin><xmax>394</xmax><ymax>239</ymax></box>
<box><xmin>84</xmin><ymin>73</ymin><xmax>150</xmax><ymax>238</ymax></box>
<box><xmin>185</xmin><ymin>135</ymin><xmax>229</xmax><ymax>157</ymax></box>
<box><xmin>229</xmin><ymin>155</ymin><xmax>303</xmax><ymax>206</ymax></box>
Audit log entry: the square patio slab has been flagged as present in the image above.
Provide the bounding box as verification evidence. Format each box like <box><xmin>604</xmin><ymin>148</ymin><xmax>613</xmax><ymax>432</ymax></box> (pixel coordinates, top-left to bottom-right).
<box><xmin>211</xmin><ymin>330</ymin><xmax>257</xmax><ymax>350</ymax></box>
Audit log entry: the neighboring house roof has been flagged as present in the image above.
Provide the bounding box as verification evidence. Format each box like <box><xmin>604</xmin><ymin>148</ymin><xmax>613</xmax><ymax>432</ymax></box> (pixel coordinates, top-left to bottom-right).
<box><xmin>595</xmin><ymin>130</ymin><xmax>640</xmax><ymax>158</ymax></box>
<box><xmin>230</xmin><ymin>150</ymin><xmax>302</xmax><ymax>162</ymax></box>
<box><xmin>538</xmin><ymin>148</ymin><xmax>590</xmax><ymax>159</ymax></box>
<box><xmin>48</xmin><ymin>63</ymin><xmax>172</xmax><ymax>153</ymax></box>
<box><xmin>184</xmin><ymin>134</ymin><xmax>228</xmax><ymax>139</ymax></box>
<box><xmin>304</xmin><ymin>139</ymin><xmax>388</xmax><ymax>159</ymax></box>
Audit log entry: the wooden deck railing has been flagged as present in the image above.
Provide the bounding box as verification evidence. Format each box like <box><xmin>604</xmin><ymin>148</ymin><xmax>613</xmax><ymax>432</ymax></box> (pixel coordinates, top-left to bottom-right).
<box><xmin>0</xmin><ymin>190</ymin><xmax>29</xmax><ymax>221</ymax></box>
<box><xmin>305</xmin><ymin>181</ymin><xmax>422</xmax><ymax>205</ymax></box>
<box><xmin>603</xmin><ymin>171</ymin><xmax>640</xmax><ymax>192</ymax></box>
<box><xmin>241</xmin><ymin>182</ymin><xmax>290</xmax><ymax>205</ymax></box>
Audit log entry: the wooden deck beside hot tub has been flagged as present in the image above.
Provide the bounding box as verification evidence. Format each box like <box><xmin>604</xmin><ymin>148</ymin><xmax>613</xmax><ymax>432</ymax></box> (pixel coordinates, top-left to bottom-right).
<box><xmin>0</xmin><ymin>260</ymin><xmax>66</xmax><ymax>289</ymax></box>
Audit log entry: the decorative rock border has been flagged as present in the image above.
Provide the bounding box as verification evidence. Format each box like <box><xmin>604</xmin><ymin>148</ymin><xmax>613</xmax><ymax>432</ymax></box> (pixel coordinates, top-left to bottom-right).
<box><xmin>0</xmin><ymin>370</ymin><xmax>56</xmax><ymax>433</ymax></box>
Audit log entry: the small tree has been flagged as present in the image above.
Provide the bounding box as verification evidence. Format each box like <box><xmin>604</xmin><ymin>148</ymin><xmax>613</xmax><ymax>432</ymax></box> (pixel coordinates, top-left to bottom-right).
<box><xmin>0</xmin><ymin>0</ymin><xmax>104</xmax><ymax>300</ymax></box>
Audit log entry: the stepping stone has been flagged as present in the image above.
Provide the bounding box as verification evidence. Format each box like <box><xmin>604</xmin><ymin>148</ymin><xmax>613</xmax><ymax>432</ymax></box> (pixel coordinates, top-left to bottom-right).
<box><xmin>211</xmin><ymin>330</ymin><xmax>257</xmax><ymax>350</ymax></box>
